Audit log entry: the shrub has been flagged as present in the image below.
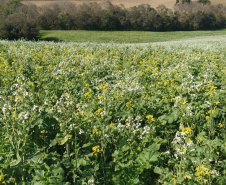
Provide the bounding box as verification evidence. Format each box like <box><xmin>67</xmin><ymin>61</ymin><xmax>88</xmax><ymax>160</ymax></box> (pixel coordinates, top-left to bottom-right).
<box><xmin>0</xmin><ymin>0</ymin><xmax>39</xmax><ymax>40</ymax></box>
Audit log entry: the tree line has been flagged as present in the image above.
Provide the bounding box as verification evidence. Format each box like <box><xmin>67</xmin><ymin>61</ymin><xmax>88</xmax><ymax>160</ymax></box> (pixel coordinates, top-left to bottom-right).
<box><xmin>0</xmin><ymin>0</ymin><xmax>226</xmax><ymax>40</ymax></box>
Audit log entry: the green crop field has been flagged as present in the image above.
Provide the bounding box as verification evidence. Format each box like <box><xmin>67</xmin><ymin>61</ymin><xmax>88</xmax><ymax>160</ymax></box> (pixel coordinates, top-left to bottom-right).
<box><xmin>39</xmin><ymin>29</ymin><xmax>226</xmax><ymax>43</ymax></box>
<box><xmin>0</xmin><ymin>35</ymin><xmax>225</xmax><ymax>184</ymax></box>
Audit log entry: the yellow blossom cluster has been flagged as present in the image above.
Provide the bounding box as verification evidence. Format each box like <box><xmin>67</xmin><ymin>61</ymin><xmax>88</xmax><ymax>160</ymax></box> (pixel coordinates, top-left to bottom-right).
<box><xmin>93</xmin><ymin>128</ymin><xmax>99</xmax><ymax>134</ymax></box>
<box><xmin>146</xmin><ymin>115</ymin><xmax>155</xmax><ymax>122</ymax></box>
<box><xmin>92</xmin><ymin>145</ymin><xmax>101</xmax><ymax>157</ymax></box>
<box><xmin>181</xmin><ymin>127</ymin><xmax>193</xmax><ymax>136</ymax></box>
<box><xmin>196</xmin><ymin>165</ymin><xmax>210</xmax><ymax>181</ymax></box>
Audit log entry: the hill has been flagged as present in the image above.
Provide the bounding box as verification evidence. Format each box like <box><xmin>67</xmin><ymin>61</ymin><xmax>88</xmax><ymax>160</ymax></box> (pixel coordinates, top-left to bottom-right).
<box><xmin>22</xmin><ymin>0</ymin><xmax>226</xmax><ymax>9</ymax></box>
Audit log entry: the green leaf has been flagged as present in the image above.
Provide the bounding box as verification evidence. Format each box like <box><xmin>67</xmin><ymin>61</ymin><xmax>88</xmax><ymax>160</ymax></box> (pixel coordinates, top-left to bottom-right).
<box><xmin>77</xmin><ymin>158</ymin><xmax>88</xmax><ymax>166</ymax></box>
<box><xmin>82</xmin><ymin>142</ymin><xmax>92</xmax><ymax>148</ymax></box>
<box><xmin>34</xmin><ymin>182</ymin><xmax>44</xmax><ymax>185</ymax></box>
<box><xmin>52</xmin><ymin>167</ymin><xmax>64</xmax><ymax>176</ymax></box>
<box><xmin>168</xmin><ymin>116</ymin><xmax>174</xmax><ymax>124</ymax></box>
<box><xmin>154</xmin><ymin>166</ymin><xmax>163</xmax><ymax>175</ymax></box>
<box><xmin>121</xmin><ymin>145</ymin><xmax>130</xmax><ymax>152</ymax></box>
<box><xmin>31</xmin><ymin>153</ymin><xmax>45</xmax><ymax>163</ymax></box>
<box><xmin>10</xmin><ymin>153</ymin><xmax>21</xmax><ymax>166</ymax></box>
<box><xmin>57</xmin><ymin>135</ymin><xmax>72</xmax><ymax>145</ymax></box>
<box><xmin>149</xmin><ymin>143</ymin><xmax>160</xmax><ymax>151</ymax></box>
<box><xmin>149</xmin><ymin>153</ymin><xmax>159</xmax><ymax>162</ymax></box>
<box><xmin>177</xmin><ymin>176</ymin><xmax>184</xmax><ymax>183</ymax></box>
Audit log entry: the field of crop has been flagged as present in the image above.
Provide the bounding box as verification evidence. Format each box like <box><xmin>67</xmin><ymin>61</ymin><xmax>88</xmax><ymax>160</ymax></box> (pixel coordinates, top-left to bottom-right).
<box><xmin>0</xmin><ymin>37</ymin><xmax>225</xmax><ymax>184</ymax></box>
<box><xmin>22</xmin><ymin>0</ymin><xmax>226</xmax><ymax>8</ymax></box>
<box><xmin>39</xmin><ymin>29</ymin><xmax>226</xmax><ymax>43</ymax></box>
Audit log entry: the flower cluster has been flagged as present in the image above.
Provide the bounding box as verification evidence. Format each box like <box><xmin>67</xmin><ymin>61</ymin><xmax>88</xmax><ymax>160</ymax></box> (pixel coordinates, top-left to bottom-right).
<box><xmin>0</xmin><ymin>40</ymin><xmax>225</xmax><ymax>184</ymax></box>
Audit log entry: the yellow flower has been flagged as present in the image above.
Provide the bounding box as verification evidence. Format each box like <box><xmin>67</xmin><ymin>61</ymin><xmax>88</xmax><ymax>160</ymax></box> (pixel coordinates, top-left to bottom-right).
<box><xmin>92</xmin><ymin>145</ymin><xmax>100</xmax><ymax>153</ymax></box>
<box><xmin>95</xmin><ymin>108</ymin><xmax>102</xmax><ymax>116</ymax></box>
<box><xmin>184</xmin><ymin>175</ymin><xmax>192</xmax><ymax>179</ymax></box>
<box><xmin>152</xmin><ymin>67</ymin><xmax>159</xmax><ymax>74</ymax></box>
<box><xmin>182</xmin><ymin>127</ymin><xmax>193</xmax><ymax>135</ymax></box>
<box><xmin>84</xmin><ymin>91</ymin><xmax>91</xmax><ymax>98</ymax></box>
<box><xmin>176</xmin><ymin>86</ymin><xmax>181</xmax><ymax>90</ymax></box>
<box><xmin>125</xmin><ymin>122</ymin><xmax>130</xmax><ymax>126</ymax></box>
<box><xmin>214</xmin><ymin>101</ymin><xmax>220</xmax><ymax>105</ymax></box>
<box><xmin>0</xmin><ymin>173</ymin><xmax>3</xmax><ymax>181</ymax></box>
<box><xmin>12</xmin><ymin>111</ymin><xmax>17</xmax><ymax>118</ymax></box>
<box><xmin>205</xmin><ymin>116</ymin><xmax>210</xmax><ymax>119</ymax></box>
<box><xmin>164</xmin><ymin>80</ymin><xmax>169</xmax><ymax>86</ymax></box>
<box><xmin>109</xmin><ymin>123</ymin><xmax>115</xmax><ymax>127</ymax></box>
<box><xmin>15</xmin><ymin>95</ymin><xmax>22</xmax><ymax>100</ymax></box>
<box><xmin>84</xmin><ymin>89</ymin><xmax>92</xmax><ymax>98</ymax></box>
<box><xmin>217</xmin><ymin>152</ymin><xmax>220</xmax><ymax>155</ymax></box>
<box><xmin>98</xmin><ymin>96</ymin><xmax>103</xmax><ymax>100</ymax></box>
<box><xmin>171</xmin><ymin>175</ymin><xmax>177</xmax><ymax>184</ymax></box>
<box><xmin>99</xmin><ymin>85</ymin><xmax>107</xmax><ymax>91</ymax></box>
<box><xmin>208</xmin><ymin>110</ymin><xmax>215</xmax><ymax>114</ymax></box>
<box><xmin>92</xmin><ymin>145</ymin><xmax>101</xmax><ymax>157</ymax></box>
<box><xmin>187</xmin><ymin>139</ymin><xmax>192</xmax><ymax>144</ymax></box>
<box><xmin>204</xmin><ymin>179</ymin><xmax>208</xmax><ymax>184</ymax></box>
<box><xmin>93</xmin><ymin>128</ymin><xmax>98</xmax><ymax>134</ymax></box>
<box><xmin>126</xmin><ymin>101</ymin><xmax>133</xmax><ymax>108</ymax></box>
<box><xmin>183</xmin><ymin>148</ymin><xmax>187</xmax><ymax>153</ymax></box>
<box><xmin>196</xmin><ymin>166</ymin><xmax>200</xmax><ymax>171</ymax></box>
<box><xmin>146</xmin><ymin>115</ymin><xmax>155</xmax><ymax>121</ymax></box>
<box><xmin>40</xmin><ymin>130</ymin><xmax>47</xmax><ymax>134</ymax></box>
<box><xmin>218</xmin><ymin>123</ymin><xmax>223</xmax><ymax>128</ymax></box>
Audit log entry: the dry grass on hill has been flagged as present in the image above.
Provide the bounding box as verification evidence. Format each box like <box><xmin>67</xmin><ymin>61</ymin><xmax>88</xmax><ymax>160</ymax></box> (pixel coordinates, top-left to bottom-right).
<box><xmin>21</xmin><ymin>0</ymin><xmax>226</xmax><ymax>8</ymax></box>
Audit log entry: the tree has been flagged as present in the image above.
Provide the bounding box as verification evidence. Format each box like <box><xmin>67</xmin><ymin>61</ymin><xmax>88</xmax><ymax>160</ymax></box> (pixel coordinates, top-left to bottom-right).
<box><xmin>198</xmin><ymin>0</ymin><xmax>211</xmax><ymax>5</ymax></box>
<box><xmin>176</xmin><ymin>0</ymin><xmax>191</xmax><ymax>3</ymax></box>
<box><xmin>0</xmin><ymin>0</ymin><xmax>21</xmax><ymax>15</ymax></box>
<box><xmin>0</xmin><ymin>0</ymin><xmax>39</xmax><ymax>40</ymax></box>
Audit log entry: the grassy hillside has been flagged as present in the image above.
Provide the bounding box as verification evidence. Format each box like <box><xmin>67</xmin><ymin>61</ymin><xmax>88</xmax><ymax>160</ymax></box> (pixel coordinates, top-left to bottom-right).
<box><xmin>39</xmin><ymin>29</ymin><xmax>226</xmax><ymax>43</ymax></box>
<box><xmin>22</xmin><ymin>0</ymin><xmax>226</xmax><ymax>8</ymax></box>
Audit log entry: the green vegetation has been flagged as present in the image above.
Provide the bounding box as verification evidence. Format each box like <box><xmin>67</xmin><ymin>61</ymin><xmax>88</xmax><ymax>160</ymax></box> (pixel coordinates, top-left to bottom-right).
<box><xmin>39</xmin><ymin>29</ymin><xmax>226</xmax><ymax>43</ymax></box>
<box><xmin>0</xmin><ymin>36</ymin><xmax>225</xmax><ymax>184</ymax></box>
<box><xmin>1</xmin><ymin>0</ymin><xmax>226</xmax><ymax>40</ymax></box>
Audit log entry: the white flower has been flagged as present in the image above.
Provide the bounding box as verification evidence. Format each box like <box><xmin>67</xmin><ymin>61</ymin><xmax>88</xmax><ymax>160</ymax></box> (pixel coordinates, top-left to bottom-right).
<box><xmin>24</xmin><ymin>113</ymin><xmax>29</xmax><ymax>120</ymax></box>
<box><xmin>187</xmin><ymin>141</ymin><xmax>192</xmax><ymax>147</ymax></box>
<box><xmin>165</xmin><ymin>151</ymin><xmax>170</xmax><ymax>154</ymax></box>
<box><xmin>181</xmin><ymin>132</ymin><xmax>186</xmax><ymax>136</ymax></box>
<box><xmin>79</xmin><ymin>129</ymin><xmax>84</xmax><ymax>134</ymax></box>
<box><xmin>33</xmin><ymin>105</ymin><xmax>38</xmax><ymax>110</ymax></box>
<box><xmin>39</xmin><ymin>107</ymin><xmax>43</xmax><ymax>113</ymax></box>
<box><xmin>23</xmin><ymin>92</ymin><xmax>29</xmax><ymax>96</ymax></box>
<box><xmin>2</xmin><ymin>104</ymin><xmax>7</xmax><ymax>112</ymax></box>
<box><xmin>88</xmin><ymin>179</ymin><xmax>94</xmax><ymax>185</ymax></box>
